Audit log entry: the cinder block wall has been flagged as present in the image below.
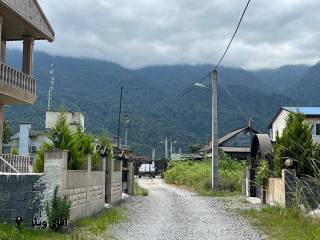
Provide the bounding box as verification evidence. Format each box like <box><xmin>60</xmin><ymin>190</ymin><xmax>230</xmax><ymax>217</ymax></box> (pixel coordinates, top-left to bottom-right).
<box><xmin>44</xmin><ymin>151</ymin><xmax>106</xmax><ymax>221</ymax></box>
<box><xmin>0</xmin><ymin>173</ymin><xmax>44</xmax><ymax>226</ymax></box>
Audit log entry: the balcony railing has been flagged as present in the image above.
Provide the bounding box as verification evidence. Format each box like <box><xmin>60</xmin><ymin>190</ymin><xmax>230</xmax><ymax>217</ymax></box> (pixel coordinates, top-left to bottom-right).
<box><xmin>0</xmin><ymin>154</ymin><xmax>32</xmax><ymax>173</ymax></box>
<box><xmin>0</xmin><ymin>62</ymin><xmax>37</xmax><ymax>95</ymax></box>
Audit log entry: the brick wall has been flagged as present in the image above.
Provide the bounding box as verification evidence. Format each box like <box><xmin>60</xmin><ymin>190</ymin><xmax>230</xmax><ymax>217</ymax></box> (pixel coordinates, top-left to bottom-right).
<box><xmin>0</xmin><ymin>173</ymin><xmax>44</xmax><ymax>226</ymax></box>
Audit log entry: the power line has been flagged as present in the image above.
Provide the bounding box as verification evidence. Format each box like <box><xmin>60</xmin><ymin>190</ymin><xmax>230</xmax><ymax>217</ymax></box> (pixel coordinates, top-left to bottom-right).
<box><xmin>171</xmin><ymin>0</ymin><xmax>252</xmax><ymax>102</ymax></box>
<box><xmin>214</xmin><ymin>0</ymin><xmax>252</xmax><ymax>69</ymax></box>
<box><xmin>220</xmin><ymin>82</ymin><xmax>249</xmax><ymax>122</ymax></box>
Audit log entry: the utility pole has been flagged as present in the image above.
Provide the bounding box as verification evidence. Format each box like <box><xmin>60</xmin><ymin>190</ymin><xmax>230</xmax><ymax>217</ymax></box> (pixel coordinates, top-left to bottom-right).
<box><xmin>170</xmin><ymin>139</ymin><xmax>173</xmax><ymax>160</ymax></box>
<box><xmin>47</xmin><ymin>64</ymin><xmax>55</xmax><ymax>111</ymax></box>
<box><xmin>152</xmin><ymin>147</ymin><xmax>155</xmax><ymax>161</ymax></box>
<box><xmin>152</xmin><ymin>147</ymin><xmax>155</xmax><ymax>167</ymax></box>
<box><xmin>212</xmin><ymin>69</ymin><xmax>219</xmax><ymax>191</ymax></box>
<box><xmin>117</xmin><ymin>86</ymin><xmax>124</xmax><ymax>147</ymax></box>
<box><xmin>124</xmin><ymin>119</ymin><xmax>129</xmax><ymax>149</ymax></box>
<box><xmin>165</xmin><ymin>138</ymin><xmax>168</xmax><ymax>160</ymax></box>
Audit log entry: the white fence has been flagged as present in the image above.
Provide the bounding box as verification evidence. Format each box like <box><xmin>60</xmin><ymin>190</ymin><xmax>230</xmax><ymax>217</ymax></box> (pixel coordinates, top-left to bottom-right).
<box><xmin>0</xmin><ymin>154</ymin><xmax>32</xmax><ymax>173</ymax></box>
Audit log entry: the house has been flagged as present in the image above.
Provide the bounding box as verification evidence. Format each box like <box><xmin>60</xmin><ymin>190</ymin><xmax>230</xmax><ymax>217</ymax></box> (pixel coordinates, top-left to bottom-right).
<box><xmin>0</xmin><ymin>0</ymin><xmax>54</xmax><ymax>153</ymax></box>
<box><xmin>46</xmin><ymin>110</ymin><xmax>84</xmax><ymax>131</ymax></box>
<box><xmin>269</xmin><ymin>107</ymin><xmax>320</xmax><ymax>143</ymax></box>
<box><xmin>200</xmin><ymin>123</ymin><xmax>259</xmax><ymax>160</ymax></box>
<box><xmin>8</xmin><ymin>110</ymin><xmax>85</xmax><ymax>157</ymax></box>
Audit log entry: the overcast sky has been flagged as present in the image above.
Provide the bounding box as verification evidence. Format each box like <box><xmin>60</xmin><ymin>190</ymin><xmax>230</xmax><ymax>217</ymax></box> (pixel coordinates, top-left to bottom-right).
<box><xmin>10</xmin><ymin>0</ymin><xmax>320</xmax><ymax>69</ymax></box>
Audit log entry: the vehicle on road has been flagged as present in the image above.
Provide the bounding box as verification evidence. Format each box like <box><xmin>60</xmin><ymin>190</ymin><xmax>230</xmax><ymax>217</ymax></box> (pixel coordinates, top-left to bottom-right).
<box><xmin>138</xmin><ymin>164</ymin><xmax>156</xmax><ymax>178</ymax></box>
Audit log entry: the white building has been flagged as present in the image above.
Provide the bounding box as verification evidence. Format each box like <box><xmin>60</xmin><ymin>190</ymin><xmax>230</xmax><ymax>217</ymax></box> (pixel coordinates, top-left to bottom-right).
<box><xmin>7</xmin><ymin>110</ymin><xmax>85</xmax><ymax>157</ymax></box>
<box><xmin>269</xmin><ymin>107</ymin><xmax>320</xmax><ymax>143</ymax></box>
<box><xmin>45</xmin><ymin>111</ymin><xmax>84</xmax><ymax>131</ymax></box>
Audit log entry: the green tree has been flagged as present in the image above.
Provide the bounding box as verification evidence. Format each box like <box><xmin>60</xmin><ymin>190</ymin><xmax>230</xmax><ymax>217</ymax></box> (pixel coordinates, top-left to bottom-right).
<box><xmin>273</xmin><ymin>112</ymin><xmax>314</xmax><ymax>177</ymax></box>
<box><xmin>187</xmin><ymin>143</ymin><xmax>202</xmax><ymax>153</ymax></box>
<box><xmin>2</xmin><ymin>121</ymin><xmax>12</xmax><ymax>144</ymax></box>
<box><xmin>34</xmin><ymin>112</ymin><xmax>97</xmax><ymax>172</ymax></box>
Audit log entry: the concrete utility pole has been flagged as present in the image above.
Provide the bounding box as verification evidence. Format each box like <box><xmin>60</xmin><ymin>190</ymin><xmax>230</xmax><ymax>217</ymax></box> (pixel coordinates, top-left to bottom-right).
<box><xmin>152</xmin><ymin>147</ymin><xmax>155</xmax><ymax>167</ymax></box>
<box><xmin>212</xmin><ymin>69</ymin><xmax>219</xmax><ymax>191</ymax></box>
<box><xmin>152</xmin><ymin>147</ymin><xmax>155</xmax><ymax>161</ymax></box>
<box><xmin>124</xmin><ymin>119</ymin><xmax>129</xmax><ymax>149</ymax></box>
<box><xmin>170</xmin><ymin>139</ymin><xmax>173</xmax><ymax>160</ymax></box>
<box><xmin>165</xmin><ymin>138</ymin><xmax>168</xmax><ymax>160</ymax></box>
<box><xmin>117</xmin><ymin>86</ymin><xmax>124</xmax><ymax>147</ymax></box>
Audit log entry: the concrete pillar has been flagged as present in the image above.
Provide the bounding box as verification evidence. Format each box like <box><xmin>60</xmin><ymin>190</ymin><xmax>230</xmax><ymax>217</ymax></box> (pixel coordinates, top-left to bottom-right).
<box><xmin>0</xmin><ymin>15</ymin><xmax>3</xmax><ymax>62</ymax></box>
<box><xmin>22</xmin><ymin>35</ymin><xmax>35</xmax><ymax>75</ymax></box>
<box><xmin>1</xmin><ymin>39</ymin><xmax>6</xmax><ymax>62</ymax></box>
<box><xmin>19</xmin><ymin>123</ymin><xmax>31</xmax><ymax>155</ymax></box>
<box><xmin>0</xmin><ymin>105</ymin><xmax>3</xmax><ymax>154</ymax></box>
<box><xmin>43</xmin><ymin>150</ymin><xmax>68</xmax><ymax>196</ymax></box>
<box><xmin>127</xmin><ymin>160</ymin><xmax>134</xmax><ymax>195</ymax></box>
<box><xmin>105</xmin><ymin>158</ymin><xmax>114</xmax><ymax>204</ymax></box>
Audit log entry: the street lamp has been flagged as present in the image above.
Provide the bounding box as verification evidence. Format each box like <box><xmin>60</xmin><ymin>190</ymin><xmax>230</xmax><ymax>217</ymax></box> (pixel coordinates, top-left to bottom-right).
<box><xmin>193</xmin><ymin>69</ymin><xmax>219</xmax><ymax>191</ymax></box>
<box><xmin>170</xmin><ymin>139</ymin><xmax>178</xmax><ymax>159</ymax></box>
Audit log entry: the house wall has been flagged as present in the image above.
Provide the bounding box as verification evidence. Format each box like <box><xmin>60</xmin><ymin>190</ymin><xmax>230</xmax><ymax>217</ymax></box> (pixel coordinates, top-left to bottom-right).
<box><xmin>221</xmin><ymin>129</ymin><xmax>253</xmax><ymax>147</ymax></box>
<box><xmin>270</xmin><ymin>109</ymin><xmax>320</xmax><ymax>143</ymax></box>
<box><xmin>270</xmin><ymin>109</ymin><xmax>290</xmax><ymax>141</ymax></box>
<box><xmin>45</xmin><ymin>111</ymin><xmax>84</xmax><ymax>131</ymax></box>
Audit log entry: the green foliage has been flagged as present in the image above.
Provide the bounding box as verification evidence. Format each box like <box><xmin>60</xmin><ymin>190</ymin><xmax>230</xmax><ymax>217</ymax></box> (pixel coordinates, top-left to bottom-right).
<box><xmin>34</xmin><ymin>112</ymin><xmax>98</xmax><ymax>172</ymax></box>
<box><xmin>273</xmin><ymin>112</ymin><xmax>315</xmax><ymax>177</ymax></box>
<box><xmin>10</xmin><ymin>140</ymin><xmax>19</xmax><ymax>155</ymax></box>
<box><xmin>164</xmin><ymin>156</ymin><xmax>244</xmax><ymax>194</ymax></box>
<box><xmin>187</xmin><ymin>144</ymin><xmax>202</xmax><ymax>153</ymax></box>
<box><xmin>2</xmin><ymin>121</ymin><xmax>12</xmax><ymax>144</ymax></box>
<box><xmin>134</xmin><ymin>181</ymin><xmax>148</xmax><ymax>196</ymax></box>
<box><xmin>241</xmin><ymin>206</ymin><xmax>320</xmax><ymax>240</ymax></box>
<box><xmin>45</xmin><ymin>186</ymin><xmax>71</xmax><ymax>232</ymax></box>
<box><xmin>75</xmin><ymin>208</ymin><xmax>125</xmax><ymax>235</ymax></box>
<box><xmin>256</xmin><ymin>160</ymin><xmax>270</xmax><ymax>186</ymax></box>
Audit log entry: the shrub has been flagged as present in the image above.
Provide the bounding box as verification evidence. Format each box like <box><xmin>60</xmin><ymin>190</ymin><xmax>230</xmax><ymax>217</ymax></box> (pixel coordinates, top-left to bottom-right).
<box><xmin>44</xmin><ymin>185</ymin><xmax>70</xmax><ymax>231</ymax></box>
<box><xmin>273</xmin><ymin>112</ymin><xmax>315</xmax><ymax>177</ymax></box>
<box><xmin>256</xmin><ymin>160</ymin><xmax>270</xmax><ymax>186</ymax></box>
<box><xmin>34</xmin><ymin>112</ymin><xmax>97</xmax><ymax>172</ymax></box>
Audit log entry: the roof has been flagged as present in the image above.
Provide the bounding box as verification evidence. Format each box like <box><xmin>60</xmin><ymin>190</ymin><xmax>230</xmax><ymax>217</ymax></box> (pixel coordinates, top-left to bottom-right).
<box><xmin>250</xmin><ymin>134</ymin><xmax>273</xmax><ymax>159</ymax></box>
<box><xmin>200</xmin><ymin>125</ymin><xmax>259</xmax><ymax>152</ymax></box>
<box><xmin>268</xmin><ymin>107</ymin><xmax>320</xmax><ymax>128</ymax></box>
<box><xmin>0</xmin><ymin>0</ymin><xmax>55</xmax><ymax>42</ymax></box>
<box><xmin>219</xmin><ymin>147</ymin><xmax>251</xmax><ymax>153</ymax></box>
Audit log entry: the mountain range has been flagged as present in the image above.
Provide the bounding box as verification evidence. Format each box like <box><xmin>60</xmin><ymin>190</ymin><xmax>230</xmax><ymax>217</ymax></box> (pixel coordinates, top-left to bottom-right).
<box><xmin>4</xmin><ymin>49</ymin><xmax>320</xmax><ymax>157</ymax></box>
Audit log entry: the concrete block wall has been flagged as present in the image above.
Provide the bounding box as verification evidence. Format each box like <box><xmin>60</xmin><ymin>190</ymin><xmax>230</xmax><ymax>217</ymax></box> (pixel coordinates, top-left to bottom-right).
<box><xmin>0</xmin><ymin>173</ymin><xmax>44</xmax><ymax>226</ymax></box>
<box><xmin>44</xmin><ymin>152</ymin><xmax>106</xmax><ymax>221</ymax></box>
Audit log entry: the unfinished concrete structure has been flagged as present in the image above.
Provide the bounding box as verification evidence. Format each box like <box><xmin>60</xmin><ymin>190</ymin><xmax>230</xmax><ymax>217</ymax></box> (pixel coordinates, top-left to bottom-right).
<box><xmin>0</xmin><ymin>0</ymin><xmax>55</xmax><ymax>152</ymax></box>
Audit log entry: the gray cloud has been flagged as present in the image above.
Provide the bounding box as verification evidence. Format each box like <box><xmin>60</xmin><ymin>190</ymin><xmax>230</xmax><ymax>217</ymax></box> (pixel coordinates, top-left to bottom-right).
<box><xmin>10</xmin><ymin>0</ymin><xmax>320</xmax><ymax>69</ymax></box>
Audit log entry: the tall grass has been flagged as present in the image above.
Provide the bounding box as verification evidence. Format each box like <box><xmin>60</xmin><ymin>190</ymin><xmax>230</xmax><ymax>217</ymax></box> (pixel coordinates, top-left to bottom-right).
<box><xmin>164</xmin><ymin>154</ymin><xmax>244</xmax><ymax>195</ymax></box>
<box><xmin>241</xmin><ymin>206</ymin><xmax>320</xmax><ymax>240</ymax></box>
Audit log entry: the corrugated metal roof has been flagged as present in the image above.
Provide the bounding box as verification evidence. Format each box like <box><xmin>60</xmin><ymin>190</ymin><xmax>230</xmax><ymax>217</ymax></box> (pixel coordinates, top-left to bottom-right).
<box><xmin>219</xmin><ymin>147</ymin><xmax>250</xmax><ymax>153</ymax></box>
<box><xmin>283</xmin><ymin>107</ymin><xmax>320</xmax><ymax>115</ymax></box>
<box><xmin>200</xmin><ymin>125</ymin><xmax>259</xmax><ymax>152</ymax></box>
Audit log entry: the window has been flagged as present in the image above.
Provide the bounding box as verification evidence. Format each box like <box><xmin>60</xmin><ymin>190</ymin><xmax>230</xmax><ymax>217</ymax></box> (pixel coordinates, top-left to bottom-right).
<box><xmin>316</xmin><ymin>124</ymin><xmax>320</xmax><ymax>135</ymax></box>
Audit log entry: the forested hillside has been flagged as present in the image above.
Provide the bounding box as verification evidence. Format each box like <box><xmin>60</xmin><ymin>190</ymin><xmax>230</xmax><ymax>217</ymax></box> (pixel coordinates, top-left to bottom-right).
<box><xmin>4</xmin><ymin>49</ymin><xmax>317</xmax><ymax>156</ymax></box>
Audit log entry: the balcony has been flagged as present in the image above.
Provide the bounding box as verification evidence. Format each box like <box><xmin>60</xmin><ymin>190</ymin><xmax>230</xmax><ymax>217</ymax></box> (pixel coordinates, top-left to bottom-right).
<box><xmin>0</xmin><ymin>62</ymin><xmax>37</xmax><ymax>104</ymax></box>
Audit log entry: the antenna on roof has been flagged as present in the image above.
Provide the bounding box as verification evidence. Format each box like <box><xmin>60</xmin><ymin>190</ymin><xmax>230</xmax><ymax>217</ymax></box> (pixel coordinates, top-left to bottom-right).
<box><xmin>47</xmin><ymin>64</ymin><xmax>55</xmax><ymax>111</ymax></box>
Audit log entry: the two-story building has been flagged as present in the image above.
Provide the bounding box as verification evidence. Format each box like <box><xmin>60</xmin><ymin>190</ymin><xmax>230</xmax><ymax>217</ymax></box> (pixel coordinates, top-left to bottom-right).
<box><xmin>0</xmin><ymin>0</ymin><xmax>54</xmax><ymax>152</ymax></box>
<box><xmin>269</xmin><ymin>107</ymin><xmax>320</xmax><ymax>143</ymax></box>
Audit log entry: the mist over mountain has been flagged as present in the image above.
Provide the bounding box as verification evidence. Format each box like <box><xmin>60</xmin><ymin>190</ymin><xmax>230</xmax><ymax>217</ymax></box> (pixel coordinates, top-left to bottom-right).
<box><xmin>4</xmin><ymin>49</ymin><xmax>316</xmax><ymax>157</ymax></box>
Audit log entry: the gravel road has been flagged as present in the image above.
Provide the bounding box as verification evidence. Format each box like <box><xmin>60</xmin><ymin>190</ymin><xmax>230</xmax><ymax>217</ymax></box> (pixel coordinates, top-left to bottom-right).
<box><xmin>112</xmin><ymin>178</ymin><xmax>265</xmax><ymax>240</ymax></box>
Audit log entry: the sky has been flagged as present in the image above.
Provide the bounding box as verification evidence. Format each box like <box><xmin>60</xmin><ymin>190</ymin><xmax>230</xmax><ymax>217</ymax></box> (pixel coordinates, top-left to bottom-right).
<box><xmin>9</xmin><ymin>0</ymin><xmax>320</xmax><ymax>69</ymax></box>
